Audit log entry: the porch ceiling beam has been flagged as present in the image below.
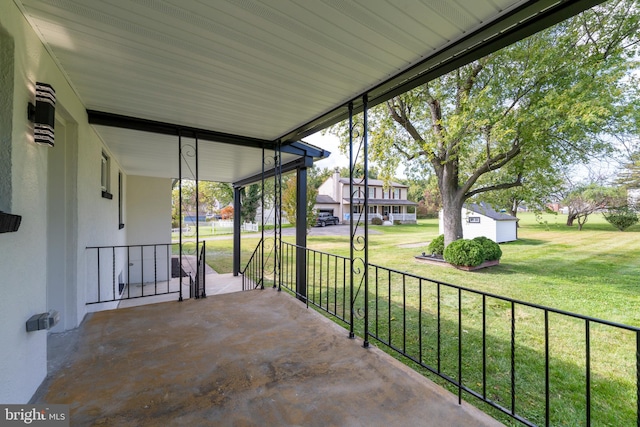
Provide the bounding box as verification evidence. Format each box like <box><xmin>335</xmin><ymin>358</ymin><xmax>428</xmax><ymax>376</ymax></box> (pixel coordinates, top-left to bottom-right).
<box><xmin>280</xmin><ymin>141</ymin><xmax>330</xmax><ymax>159</ymax></box>
<box><xmin>87</xmin><ymin>110</ymin><xmax>274</xmax><ymax>150</ymax></box>
<box><xmin>277</xmin><ymin>0</ymin><xmax>606</xmax><ymax>143</ymax></box>
<box><xmin>233</xmin><ymin>156</ymin><xmax>313</xmax><ymax>188</ymax></box>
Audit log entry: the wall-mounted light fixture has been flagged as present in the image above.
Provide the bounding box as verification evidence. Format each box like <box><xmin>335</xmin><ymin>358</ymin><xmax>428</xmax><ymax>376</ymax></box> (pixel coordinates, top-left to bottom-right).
<box><xmin>27</xmin><ymin>82</ymin><xmax>56</xmax><ymax>147</ymax></box>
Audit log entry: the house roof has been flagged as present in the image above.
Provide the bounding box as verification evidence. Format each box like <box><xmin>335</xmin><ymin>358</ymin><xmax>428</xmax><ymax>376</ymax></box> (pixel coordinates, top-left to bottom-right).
<box><xmin>15</xmin><ymin>0</ymin><xmax>602</xmax><ymax>184</ymax></box>
<box><xmin>466</xmin><ymin>202</ymin><xmax>518</xmax><ymax>221</ymax></box>
<box><xmin>338</xmin><ymin>178</ymin><xmax>408</xmax><ymax>188</ymax></box>
<box><xmin>316</xmin><ymin>195</ymin><xmax>338</xmax><ymax>204</ymax></box>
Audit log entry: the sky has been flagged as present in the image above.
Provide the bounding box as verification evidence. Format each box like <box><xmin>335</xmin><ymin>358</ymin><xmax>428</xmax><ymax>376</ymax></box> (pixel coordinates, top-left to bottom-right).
<box><xmin>303</xmin><ymin>132</ymin><xmax>408</xmax><ymax>178</ymax></box>
<box><xmin>303</xmin><ymin>132</ymin><xmax>348</xmax><ymax>171</ymax></box>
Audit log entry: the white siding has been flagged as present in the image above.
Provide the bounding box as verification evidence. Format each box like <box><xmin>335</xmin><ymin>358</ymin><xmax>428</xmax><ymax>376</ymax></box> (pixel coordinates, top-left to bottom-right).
<box><xmin>495</xmin><ymin>220</ymin><xmax>518</xmax><ymax>243</ymax></box>
<box><xmin>461</xmin><ymin>208</ymin><xmax>497</xmax><ymax>241</ymax></box>
<box><xmin>439</xmin><ymin>207</ymin><xmax>517</xmax><ymax>243</ymax></box>
<box><xmin>317</xmin><ymin>178</ymin><xmax>336</xmax><ymax>200</ymax></box>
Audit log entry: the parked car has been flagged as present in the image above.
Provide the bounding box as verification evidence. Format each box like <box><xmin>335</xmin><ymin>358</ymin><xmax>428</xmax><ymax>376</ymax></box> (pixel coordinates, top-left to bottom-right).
<box><xmin>315</xmin><ymin>212</ymin><xmax>339</xmax><ymax>227</ymax></box>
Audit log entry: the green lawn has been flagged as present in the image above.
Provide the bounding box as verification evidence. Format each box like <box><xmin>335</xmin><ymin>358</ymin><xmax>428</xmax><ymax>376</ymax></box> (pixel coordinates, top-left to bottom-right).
<box><xmin>291</xmin><ymin>212</ymin><xmax>640</xmax><ymax>326</ymax></box>
<box><xmin>191</xmin><ymin>212</ymin><xmax>640</xmax><ymax>426</ymax></box>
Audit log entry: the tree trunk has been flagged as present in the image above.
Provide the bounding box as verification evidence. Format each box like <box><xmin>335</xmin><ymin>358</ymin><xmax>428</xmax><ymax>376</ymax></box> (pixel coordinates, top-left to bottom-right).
<box><xmin>508</xmin><ymin>199</ymin><xmax>519</xmax><ymax>219</ymax></box>
<box><xmin>438</xmin><ymin>165</ymin><xmax>464</xmax><ymax>247</ymax></box>
<box><xmin>441</xmin><ymin>195</ymin><xmax>464</xmax><ymax>247</ymax></box>
<box><xmin>566</xmin><ymin>213</ymin><xmax>576</xmax><ymax>226</ymax></box>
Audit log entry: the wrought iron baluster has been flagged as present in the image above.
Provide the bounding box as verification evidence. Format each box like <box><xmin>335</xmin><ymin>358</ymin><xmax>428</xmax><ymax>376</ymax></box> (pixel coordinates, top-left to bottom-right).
<box><xmin>586</xmin><ymin>319</ymin><xmax>591</xmax><ymax>426</ymax></box>
<box><xmin>545</xmin><ymin>310</ymin><xmax>550</xmax><ymax>427</ymax></box>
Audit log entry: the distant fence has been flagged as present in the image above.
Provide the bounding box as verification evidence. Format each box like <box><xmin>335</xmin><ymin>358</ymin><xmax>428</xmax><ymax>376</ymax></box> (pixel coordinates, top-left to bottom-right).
<box><xmin>172</xmin><ymin>221</ymin><xmax>259</xmax><ymax>235</ymax></box>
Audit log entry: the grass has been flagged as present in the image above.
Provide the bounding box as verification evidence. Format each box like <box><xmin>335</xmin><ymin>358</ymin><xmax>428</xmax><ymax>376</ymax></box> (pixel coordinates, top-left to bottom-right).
<box><xmin>182</xmin><ymin>212</ymin><xmax>640</xmax><ymax>426</ymax></box>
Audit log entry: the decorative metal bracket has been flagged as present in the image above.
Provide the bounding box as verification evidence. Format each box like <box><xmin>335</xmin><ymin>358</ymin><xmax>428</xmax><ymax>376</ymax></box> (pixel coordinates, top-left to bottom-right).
<box><xmin>349</xmin><ymin>96</ymin><xmax>370</xmax><ymax>347</ymax></box>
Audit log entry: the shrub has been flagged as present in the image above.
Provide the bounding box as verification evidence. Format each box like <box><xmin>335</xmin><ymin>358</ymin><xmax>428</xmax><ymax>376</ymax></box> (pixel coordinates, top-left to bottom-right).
<box><xmin>443</xmin><ymin>239</ymin><xmax>484</xmax><ymax>267</ymax></box>
<box><xmin>603</xmin><ymin>206</ymin><xmax>639</xmax><ymax>231</ymax></box>
<box><xmin>427</xmin><ymin>234</ymin><xmax>445</xmax><ymax>256</ymax></box>
<box><xmin>371</xmin><ymin>216</ymin><xmax>383</xmax><ymax>225</ymax></box>
<box><xmin>472</xmin><ymin>236</ymin><xmax>502</xmax><ymax>261</ymax></box>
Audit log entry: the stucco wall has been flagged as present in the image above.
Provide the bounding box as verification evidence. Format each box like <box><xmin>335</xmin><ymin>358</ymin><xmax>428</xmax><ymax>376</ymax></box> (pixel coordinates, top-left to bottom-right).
<box><xmin>125</xmin><ymin>176</ymin><xmax>172</xmax><ymax>284</ymax></box>
<box><xmin>126</xmin><ymin>176</ymin><xmax>171</xmax><ymax>245</ymax></box>
<box><xmin>0</xmin><ymin>2</ymin><xmax>126</xmax><ymax>403</ymax></box>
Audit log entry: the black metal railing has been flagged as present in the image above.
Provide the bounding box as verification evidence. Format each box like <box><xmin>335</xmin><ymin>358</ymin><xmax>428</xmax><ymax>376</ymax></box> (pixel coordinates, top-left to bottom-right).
<box><xmin>86</xmin><ymin>243</ymin><xmax>179</xmax><ymax>304</ymax></box>
<box><xmin>363</xmin><ymin>262</ymin><xmax>640</xmax><ymax>427</ymax></box>
<box><xmin>241</xmin><ymin>238</ymin><xmax>264</xmax><ymax>291</ymax></box>
<box><xmin>280</xmin><ymin>242</ymin><xmax>353</xmax><ymax>328</ymax></box>
<box><xmin>261</xmin><ymin>241</ymin><xmax>640</xmax><ymax>426</ymax></box>
<box><xmin>191</xmin><ymin>241</ymin><xmax>206</xmax><ymax>299</ymax></box>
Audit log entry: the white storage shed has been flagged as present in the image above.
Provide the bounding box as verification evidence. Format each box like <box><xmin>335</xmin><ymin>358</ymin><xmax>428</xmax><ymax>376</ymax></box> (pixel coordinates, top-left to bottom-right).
<box><xmin>439</xmin><ymin>202</ymin><xmax>518</xmax><ymax>243</ymax></box>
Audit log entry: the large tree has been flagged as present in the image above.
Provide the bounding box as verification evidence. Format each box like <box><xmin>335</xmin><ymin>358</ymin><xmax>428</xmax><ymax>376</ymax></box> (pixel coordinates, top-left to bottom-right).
<box><xmin>240</xmin><ymin>184</ymin><xmax>260</xmax><ymax>223</ymax></box>
<box><xmin>281</xmin><ymin>175</ymin><xmax>318</xmax><ymax>231</ymax></box>
<box><xmin>563</xmin><ymin>184</ymin><xmax>624</xmax><ymax>229</ymax></box>
<box><xmin>360</xmin><ymin>0</ymin><xmax>639</xmax><ymax>246</ymax></box>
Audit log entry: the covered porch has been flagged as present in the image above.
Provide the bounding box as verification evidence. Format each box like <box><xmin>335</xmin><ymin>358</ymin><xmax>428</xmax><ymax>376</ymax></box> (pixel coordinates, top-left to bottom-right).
<box><xmin>3</xmin><ymin>1</ymin><xmax>625</xmax><ymax>424</ymax></box>
<box><xmin>34</xmin><ymin>289</ymin><xmax>501</xmax><ymax>426</ymax></box>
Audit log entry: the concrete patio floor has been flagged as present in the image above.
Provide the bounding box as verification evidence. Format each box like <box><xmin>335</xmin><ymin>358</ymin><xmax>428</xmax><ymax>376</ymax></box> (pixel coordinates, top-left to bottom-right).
<box><xmin>116</xmin><ymin>271</ymin><xmax>245</xmax><ymax>309</ymax></box>
<box><xmin>34</xmin><ymin>290</ymin><xmax>503</xmax><ymax>426</ymax></box>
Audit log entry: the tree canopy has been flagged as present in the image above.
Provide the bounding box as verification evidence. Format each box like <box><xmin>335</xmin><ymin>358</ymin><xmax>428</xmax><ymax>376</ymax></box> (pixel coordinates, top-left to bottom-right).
<box><xmin>335</xmin><ymin>0</ymin><xmax>640</xmax><ymax>246</ymax></box>
<box><xmin>615</xmin><ymin>150</ymin><xmax>640</xmax><ymax>188</ymax></box>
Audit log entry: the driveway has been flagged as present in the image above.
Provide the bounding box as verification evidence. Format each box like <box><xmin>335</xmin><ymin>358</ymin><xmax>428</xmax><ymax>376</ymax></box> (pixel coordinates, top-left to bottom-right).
<box><xmin>307</xmin><ymin>224</ymin><xmax>380</xmax><ymax>236</ymax></box>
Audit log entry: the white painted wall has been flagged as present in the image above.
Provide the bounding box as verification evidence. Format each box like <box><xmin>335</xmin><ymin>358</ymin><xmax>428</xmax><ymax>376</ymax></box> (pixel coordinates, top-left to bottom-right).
<box><xmin>125</xmin><ymin>176</ymin><xmax>172</xmax><ymax>284</ymax></box>
<box><xmin>127</xmin><ymin>176</ymin><xmax>171</xmax><ymax>245</ymax></box>
<box><xmin>439</xmin><ymin>207</ymin><xmax>517</xmax><ymax>243</ymax></box>
<box><xmin>461</xmin><ymin>207</ymin><xmax>497</xmax><ymax>241</ymax></box>
<box><xmin>496</xmin><ymin>220</ymin><xmax>517</xmax><ymax>243</ymax></box>
<box><xmin>0</xmin><ymin>2</ymin><xmax>127</xmax><ymax>403</ymax></box>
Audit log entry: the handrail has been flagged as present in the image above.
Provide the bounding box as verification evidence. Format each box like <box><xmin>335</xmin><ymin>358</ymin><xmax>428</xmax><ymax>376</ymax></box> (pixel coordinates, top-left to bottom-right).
<box><xmin>367</xmin><ymin>261</ymin><xmax>640</xmax><ymax>333</ymax></box>
<box><xmin>192</xmin><ymin>241</ymin><xmax>206</xmax><ymax>299</ymax></box>
<box><xmin>240</xmin><ymin>237</ymin><xmax>264</xmax><ymax>290</ymax></box>
<box><xmin>87</xmin><ymin>243</ymin><xmax>172</xmax><ymax>249</ymax></box>
<box><xmin>280</xmin><ymin>241</ymin><xmax>352</xmax><ymax>327</ymax></box>
<box><xmin>86</xmin><ymin>243</ymin><xmax>179</xmax><ymax>304</ymax></box>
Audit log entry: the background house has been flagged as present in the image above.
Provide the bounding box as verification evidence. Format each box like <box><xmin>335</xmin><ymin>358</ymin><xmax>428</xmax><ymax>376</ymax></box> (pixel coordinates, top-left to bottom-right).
<box><xmin>316</xmin><ymin>169</ymin><xmax>417</xmax><ymax>224</ymax></box>
<box><xmin>439</xmin><ymin>202</ymin><xmax>518</xmax><ymax>243</ymax></box>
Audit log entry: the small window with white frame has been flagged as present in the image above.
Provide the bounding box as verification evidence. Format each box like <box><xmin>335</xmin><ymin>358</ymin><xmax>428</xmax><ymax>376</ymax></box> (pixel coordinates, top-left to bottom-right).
<box><xmin>393</xmin><ymin>188</ymin><xmax>400</xmax><ymax>199</ymax></box>
<box><xmin>368</xmin><ymin>187</ymin><xmax>375</xmax><ymax>198</ymax></box>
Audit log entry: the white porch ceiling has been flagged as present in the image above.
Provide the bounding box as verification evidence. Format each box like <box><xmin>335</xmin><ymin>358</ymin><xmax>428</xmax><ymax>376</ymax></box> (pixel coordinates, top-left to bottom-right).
<box><xmin>15</xmin><ymin>0</ymin><xmax>601</xmax><ymax>184</ymax></box>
